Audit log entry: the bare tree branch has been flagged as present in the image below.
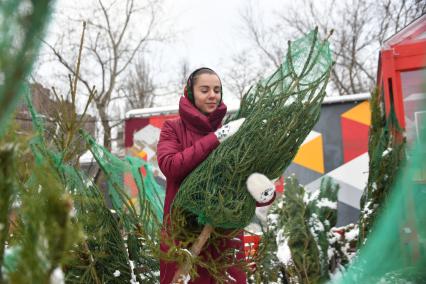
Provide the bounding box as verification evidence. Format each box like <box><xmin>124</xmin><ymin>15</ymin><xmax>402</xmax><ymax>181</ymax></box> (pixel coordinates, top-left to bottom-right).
<box><xmin>241</xmin><ymin>0</ymin><xmax>424</xmax><ymax>95</ymax></box>
<box><xmin>43</xmin><ymin>0</ymin><xmax>165</xmax><ymax>150</ymax></box>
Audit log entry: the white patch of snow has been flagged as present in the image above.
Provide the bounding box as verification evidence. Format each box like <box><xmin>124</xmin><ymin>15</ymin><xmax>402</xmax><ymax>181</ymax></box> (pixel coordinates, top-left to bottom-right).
<box><xmin>309</xmin><ymin>214</ymin><xmax>324</xmax><ymax>233</ymax></box>
<box><xmin>308</xmin><ymin>214</ymin><xmax>324</xmax><ymax>259</ymax></box>
<box><xmin>382</xmin><ymin>147</ymin><xmax>392</xmax><ymax>157</ymax></box>
<box><xmin>277</xmin><ymin>199</ymin><xmax>284</xmax><ymax>209</ymax></box>
<box><xmin>362</xmin><ymin>201</ymin><xmax>374</xmax><ymax>218</ymax></box>
<box><xmin>304</xmin><ymin>190</ymin><xmax>320</xmax><ymax>204</ymax></box>
<box><xmin>329</xmin><ymin>267</ymin><xmax>344</xmax><ymax>283</ymax></box>
<box><xmin>324</xmin><ymin>220</ymin><xmax>330</xmax><ymax>227</ymax></box>
<box><xmin>267</xmin><ymin>213</ymin><xmax>279</xmax><ymax>227</ymax></box>
<box><xmin>70</xmin><ymin>206</ymin><xmax>77</xmax><ymax>218</ymax></box>
<box><xmin>226</xmin><ymin>271</ymin><xmax>237</xmax><ymax>283</ymax></box>
<box><xmin>345</xmin><ymin>228</ymin><xmax>358</xmax><ymax>241</ymax></box>
<box><xmin>181</xmin><ymin>274</ymin><xmax>191</xmax><ymax>284</ymax></box>
<box><xmin>327</xmin><ymin>246</ymin><xmax>334</xmax><ymax>260</ymax></box>
<box><xmin>113</xmin><ymin>270</ymin><xmax>121</xmax><ymax>277</ymax></box>
<box><xmin>129</xmin><ymin>260</ymin><xmax>139</xmax><ymax>284</ymax></box>
<box><xmin>50</xmin><ymin>267</ymin><xmax>65</xmax><ymax>284</ymax></box>
<box><xmin>317</xmin><ymin>198</ymin><xmax>337</xmax><ymax>209</ymax></box>
<box><xmin>276</xmin><ymin>229</ymin><xmax>292</xmax><ymax>265</ymax></box>
<box><xmin>303</xmin><ymin>192</ymin><xmax>310</xmax><ymax>204</ymax></box>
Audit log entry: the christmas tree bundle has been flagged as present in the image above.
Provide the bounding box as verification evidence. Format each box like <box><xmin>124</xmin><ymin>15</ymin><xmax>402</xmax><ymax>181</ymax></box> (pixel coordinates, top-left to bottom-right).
<box><xmin>172</xmin><ymin>28</ymin><xmax>333</xmax><ymax>230</ymax></box>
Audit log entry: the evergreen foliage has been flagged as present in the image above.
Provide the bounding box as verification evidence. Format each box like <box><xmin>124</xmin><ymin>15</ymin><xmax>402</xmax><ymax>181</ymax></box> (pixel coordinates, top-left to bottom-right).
<box><xmin>336</xmin><ymin>100</ymin><xmax>425</xmax><ymax>283</ymax></box>
<box><xmin>249</xmin><ymin>176</ymin><xmax>357</xmax><ymax>284</ymax></box>
<box><xmin>173</xmin><ymin>28</ymin><xmax>333</xmax><ymax>232</ymax></box>
<box><xmin>358</xmin><ymin>88</ymin><xmax>406</xmax><ymax>245</ymax></box>
<box><xmin>0</xmin><ymin>0</ymin><xmax>53</xmax><ymax>136</ymax></box>
<box><xmin>23</xmin><ymin>88</ymin><xmax>162</xmax><ymax>283</ymax></box>
<box><xmin>1</xmin><ymin>12</ymin><xmax>164</xmax><ymax>282</ymax></box>
<box><xmin>0</xmin><ymin>136</ymin><xmax>19</xmax><ymax>282</ymax></box>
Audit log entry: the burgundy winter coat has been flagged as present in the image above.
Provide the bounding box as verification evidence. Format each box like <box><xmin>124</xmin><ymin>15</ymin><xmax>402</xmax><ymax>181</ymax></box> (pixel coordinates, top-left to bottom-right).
<box><xmin>157</xmin><ymin>96</ymin><xmax>247</xmax><ymax>284</ymax></box>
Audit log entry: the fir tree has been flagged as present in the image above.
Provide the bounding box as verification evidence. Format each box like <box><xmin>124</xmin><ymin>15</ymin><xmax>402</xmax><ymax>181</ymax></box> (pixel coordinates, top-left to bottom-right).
<box><xmin>358</xmin><ymin>88</ymin><xmax>406</xmax><ymax>245</ymax></box>
<box><xmin>249</xmin><ymin>176</ymin><xmax>358</xmax><ymax>284</ymax></box>
<box><xmin>1</xmin><ymin>21</ymin><xmax>163</xmax><ymax>283</ymax></box>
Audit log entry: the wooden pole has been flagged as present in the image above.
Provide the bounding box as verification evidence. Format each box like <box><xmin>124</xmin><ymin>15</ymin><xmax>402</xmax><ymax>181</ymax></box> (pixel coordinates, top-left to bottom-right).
<box><xmin>171</xmin><ymin>224</ymin><xmax>214</xmax><ymax>284</ymax></box>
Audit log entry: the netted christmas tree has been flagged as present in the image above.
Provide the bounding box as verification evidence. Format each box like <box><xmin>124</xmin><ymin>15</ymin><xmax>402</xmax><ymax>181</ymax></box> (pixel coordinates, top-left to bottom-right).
<box><xmin>173</xmin><ymin>28</ymin><xmax>333</xmax><ymax>231</ymax></box>
<box><xmin>166</xmin><ymin>28</ymin><xmax>333</xmax><ymax>282</ymax></box>
<box><xmin>358</xmin><ymin>88</ymin><xmax>406</xmax><ymax>245</ymax></box>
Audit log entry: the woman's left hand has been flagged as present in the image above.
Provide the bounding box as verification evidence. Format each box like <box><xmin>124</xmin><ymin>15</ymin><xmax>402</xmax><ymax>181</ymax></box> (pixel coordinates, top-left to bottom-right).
<box><xmin>246</xmin><ymin>173</ymin><xmax>276</xmax><ymax>204</ymax></box>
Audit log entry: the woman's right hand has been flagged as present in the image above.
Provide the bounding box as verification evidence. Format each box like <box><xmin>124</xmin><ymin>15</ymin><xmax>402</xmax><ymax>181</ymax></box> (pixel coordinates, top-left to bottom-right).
<box><xmin>214</xmin><ymin>118</ymin><xmax>245</xmax><ymax>143</ymax></box>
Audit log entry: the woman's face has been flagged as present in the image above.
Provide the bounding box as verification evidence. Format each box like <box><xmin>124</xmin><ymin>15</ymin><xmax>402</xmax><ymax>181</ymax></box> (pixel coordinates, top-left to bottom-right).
<box><xmin>193</xmin><ymin>73</ymin><xmax>221</xmax><ymax>114</ymax></box>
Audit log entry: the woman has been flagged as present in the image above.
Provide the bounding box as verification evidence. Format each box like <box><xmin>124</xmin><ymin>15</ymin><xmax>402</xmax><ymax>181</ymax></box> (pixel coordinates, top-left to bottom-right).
<box><xmin>157</xmin><ymin>67</ymin><xmax>275</xmax><ymax>283</ymax></box>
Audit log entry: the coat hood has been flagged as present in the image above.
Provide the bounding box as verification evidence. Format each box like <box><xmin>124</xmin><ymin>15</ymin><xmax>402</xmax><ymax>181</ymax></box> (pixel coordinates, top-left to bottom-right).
<box><xmin>179</xmin><ymin>96</ymin><xmax>227</xmax><ymax>134</ymax></box>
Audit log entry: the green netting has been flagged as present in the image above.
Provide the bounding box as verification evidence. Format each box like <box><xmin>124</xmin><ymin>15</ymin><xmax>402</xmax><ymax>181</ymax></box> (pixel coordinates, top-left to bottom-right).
<box><xmin>23</xmin><ymin>92</ymin><xmax>164</xmax><ymax>283</ymax></box>
<box><xmin>172</xmin><ymin>28</ymin><xmax>333</xmax><ymax>229</ymax></box>
<box><xmin>22</xmin><ymin>79</ymin><xmax>164</xmax><ymax>237</ymax></box>
<box><xmin>0</xmin><ymin>0</ymin><xmax>53</xmax><ymax>138</ymax></box>
<box><xmin>0</xmin><ymin>2</ymin><xmax>165</xmax><ymax>281</ymax></box>
<box><xmin>333</xmin><ymin>105</ymin><xmax>426</xmax><ymax>283</ymax></box>
<box><xmin>81</xmin><ymin>130</ymin><xmax>165</xmax><ymax>235</ymax></box>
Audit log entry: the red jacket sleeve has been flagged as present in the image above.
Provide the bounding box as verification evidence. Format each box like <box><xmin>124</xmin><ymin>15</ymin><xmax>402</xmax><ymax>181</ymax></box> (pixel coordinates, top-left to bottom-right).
<box><xmin>157</xmin><ymin>120</ymin><xmax>220</xmax><ymax>182</ymax></box>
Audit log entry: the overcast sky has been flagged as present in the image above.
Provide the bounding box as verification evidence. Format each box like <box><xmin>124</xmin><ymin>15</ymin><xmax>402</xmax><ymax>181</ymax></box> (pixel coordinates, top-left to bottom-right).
<box><xmin>156</xmin><ymin>0</ymin><xmax>285</xmax><ymax>74</ymax></box>
<box><xmin>36</xmin><ymin>0</ymin><xmax>288</xmax><ymax>107</ymax></box>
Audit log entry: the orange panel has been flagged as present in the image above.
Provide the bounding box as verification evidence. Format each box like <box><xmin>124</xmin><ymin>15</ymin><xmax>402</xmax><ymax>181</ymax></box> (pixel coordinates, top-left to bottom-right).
<box><xmin>293</xmin><ymin>135</ymin><xmax>325</xmax><ymax>174</ymax></box>
<box><xmin>341</xmin><ymin>101</ymin><xmax>371</xmax><ymax>126</ymax></box>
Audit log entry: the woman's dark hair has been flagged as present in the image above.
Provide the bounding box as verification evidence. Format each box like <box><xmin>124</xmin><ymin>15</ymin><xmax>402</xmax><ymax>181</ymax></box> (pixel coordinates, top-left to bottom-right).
<box><xmin>185</xmin><ymin>67</ymin><xmax>222</xmax><ymax>104</ymax></box>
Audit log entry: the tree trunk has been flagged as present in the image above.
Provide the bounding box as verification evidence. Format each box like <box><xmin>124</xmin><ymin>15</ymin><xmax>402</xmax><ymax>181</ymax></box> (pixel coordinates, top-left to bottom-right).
<box><xmin>96</xmin><ymin>103</ymin><xmax>112</xmax><ymax>150</ymax></box>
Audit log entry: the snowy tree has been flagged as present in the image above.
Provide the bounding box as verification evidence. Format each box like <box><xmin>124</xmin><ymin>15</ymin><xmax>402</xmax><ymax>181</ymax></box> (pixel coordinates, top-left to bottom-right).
<box><xmin>250</xmin><ymin>176</ymin><xmax>358</xmax><ymax>283</ymax></box>
<box><xmin>358</xmin><ymin>88</ymin><xmax>406</xmax><ymax>245</ymax></box>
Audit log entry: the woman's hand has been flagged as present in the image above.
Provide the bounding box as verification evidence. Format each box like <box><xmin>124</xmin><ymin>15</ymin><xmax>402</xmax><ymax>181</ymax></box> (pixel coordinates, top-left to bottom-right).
<box><xmin>246</xmin><ymin>173</ymin><xmax>276</xmax><ymax>204</ymax></box>
<box><xmin>214</xmin><ymin>118</ymin><xmax>245</xmax><ymax>143</ymax></box>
